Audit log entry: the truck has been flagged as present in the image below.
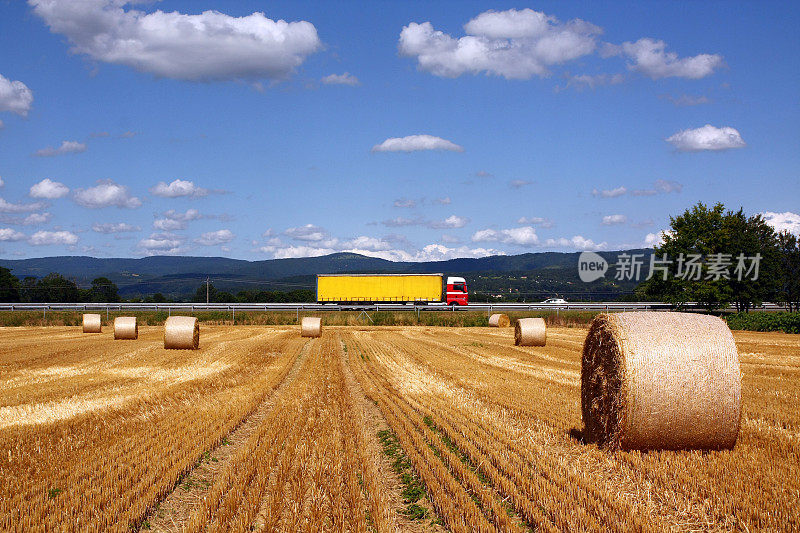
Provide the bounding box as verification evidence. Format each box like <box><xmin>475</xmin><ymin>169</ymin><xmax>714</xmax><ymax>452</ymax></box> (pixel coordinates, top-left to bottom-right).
<box><xmin>316</xmin><ymin>273</ymin><xmax>468</xmax><ymax>305</ymax></box>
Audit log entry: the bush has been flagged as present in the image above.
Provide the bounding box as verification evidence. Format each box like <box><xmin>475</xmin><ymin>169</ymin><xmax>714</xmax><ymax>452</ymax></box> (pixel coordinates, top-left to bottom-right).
<box><xmin>725</xmin><ymin>312</ymin><xmax>800</xmax><ymax>334</ymax></box>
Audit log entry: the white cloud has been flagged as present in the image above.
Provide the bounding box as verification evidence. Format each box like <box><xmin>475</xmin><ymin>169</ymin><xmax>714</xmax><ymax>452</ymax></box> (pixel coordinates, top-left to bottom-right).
<box><xmin>399</xmin><ymin>9</ymin><xmax>601</xmax><ymax>80</ymax></box>
<box><xmin>617</xmin><ymin>38</ymin><xmax>723</xmax><ymax>79</ymax></box>
<box><xmin>195</xmin><ymin>229</ymin><xmax>235</xmax><ymax>246</ymax></box>
<box><xmin>631</xmin><ymin>179</ymin><xmax>683</xmax><ymax>196</ymax></box>
<box><xmin>29</xmin><ymin>178</ymin><xmax>69</xmax><ymax>199</ymax></box>
<box><xmin>381</xmin><ymin>216</ymin><xmax>425</xmax><ymax>227</ymax></box>
<box><xmin>0</xmin><ymin>228</ymin><xmax>26</xmax><ymax>241</ymax></box>
<box><xmin>284</xmin><ymin>224</ymin><xmax>327</xmax><ymax>242</ymax></box>
<box><xmin>0</xmin><ymin>197</ymin><xmax>47</xmax><ymax>213</ymax></box>
<box><xmin>472</xmin><ymin>226</ymin><xmax>539</xmax><ymax>246</ymax></box>
<box><xmin>644</xmin><ymin>230</ymin><xmax>667</xmax><ymax>248</ymax></box>
<box><xmin>516</xmin><ymin>216</ymin><xmax>553</xmax><ymax>228</ymax></box>
<box><xmin>393</xmin><ymin>198</ymin><xmax>417</xmax><ymax>208</ymax></box>
<box><xmin>761</xmin><ymin>211</ymin><xmax>800</xmax><ymax>236</ymax></box>
<box><xmin>560</xmin><ymin>72</ymin><xmax>624</xmax><ymax>90</ymax></box>
<box><xmin>136</xmin><ymin>232</ymin><xmax>185</xmax><ymax>255</ymax></box>
<box><xmin>92</xmin><ymin>222</ymin><xmax>141</xmax><ymax>234</ymax></box>
<box><xmin>0</xmin><ymin>74</ymin><xmax>33</xmax><ymax>116</ymax></box>
<box><xmin>509</xmin><ymin>179</ymin><xmax>531</xmax><ymax>189</ymax></box>
<box><xmin>22</xmin><ymin>213</ymin><xmax>52</xmax><ymax>225</ymax></box>
<box><xmin>602</xmin><ymin>214</ymin><xmax>627</xmax><ymax>225</ymax></box>
<box><xmin>33</xmin><ymin>141</ymin><xmax>87</xmax><ymax>157</ymax></box>
<box><xmin>429</xmin><ymin>215</ymin><xmax>469</xmax><ymax>229</ymax></box>
<box><xmin>545</xmin><ymin>235</ymin><xmax>606</xmax><ymax>250</ymax></box>
<box><xmin>163</xmin><ymin>208</ymin><xmax>202</xmax><ymax>222</ymax></box>
<box><xmin>30</xmin><ymin>0</ymin><xmax>322</xmax><ymax>82</ymax></box>
<box><xmin>29</xmin><ymin>230</ymin><xmax>78</xmax><ymax>246</ymax></box>
<box><xmin>321</xmin><ymin>72</ymin><xmax>360</xmax><ymax>86</ymax></box>
<box><xmin>372</xmin><ymin>134</ymin><xmax>463</xmax><ymax>153</ymax></box>
<box><xmin>150</xmin><ymin>179</ymin><xmax>209</xmax><ymax>198</ymax></box>
<box><xmin>73</xmin><ymin>179</ymin><xmax>142</xmax><ymax>208</ymax></box>
<box><xmin>435</xmin><ymin>197</ymin><xmax>451</xmax><ymax>205</ymax></box>
<box><xmin>153</xmin><ymin>218</ymin><xmax>185</xmax><ymax>231</ymax></box>
<box><xmin>592</xmin><ymin>186</ymin><xmax>627</xmax><ymax>198</ymax></box>
<box><xmin>666</xmin><ymin>125</ymin><xmax>746</xmax><ymax>152</ymax></box>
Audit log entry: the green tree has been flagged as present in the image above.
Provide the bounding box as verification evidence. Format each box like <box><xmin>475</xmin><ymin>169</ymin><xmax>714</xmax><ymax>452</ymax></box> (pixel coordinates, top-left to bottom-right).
<box><xmin>0</xmin><ymin>267</ymin><xmax>20</xmax><ymax>302</ymax></box>
<box><xmin>90</xmin><ymin>277</ymin><xmax>120</xmax><ymax>302</ymax></box>
<box><xmin>775</xmin><ymin>231</ymin><xmax>800</xmax><ymax>311</ymax></box>
<box><xmin>637</xmin><ymin>203</ymin><xmax>779</xmax><ymax>311</ymax></box>
<box><xmin>31</xmin><ymin>273</ymin><xmax>80</xmax><ymax>302</ymax></box>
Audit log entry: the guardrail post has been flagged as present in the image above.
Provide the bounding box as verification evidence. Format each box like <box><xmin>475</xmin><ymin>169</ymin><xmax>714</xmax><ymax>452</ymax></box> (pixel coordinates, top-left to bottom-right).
<box><xmin>232</xmin><ymin>306</ymin><xmax>235</xmax><ymax>324</ymax></box>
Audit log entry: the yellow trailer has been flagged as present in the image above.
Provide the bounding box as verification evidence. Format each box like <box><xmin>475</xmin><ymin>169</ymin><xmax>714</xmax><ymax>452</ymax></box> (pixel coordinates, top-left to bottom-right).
<box><xmin>316</xmin><ymin>274</ymin><xmax>443</xmax><ymax>303</ymax></box>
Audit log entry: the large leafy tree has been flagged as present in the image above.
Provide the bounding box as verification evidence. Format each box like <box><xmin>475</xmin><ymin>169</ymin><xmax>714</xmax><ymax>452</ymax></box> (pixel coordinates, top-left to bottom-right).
<box><xmin>0</xmin><ymin>267</ymin><xmax>20</xmax><ymax>302</ymax></box>
<box><xmin>637</xmin><ymin>203</ymin><xmax>780</xmax><ymax>311</ymax></box>
<box><xmin>90</xmin><ymin>277</ymin><xmax>120</xmax><ymax>302</ymax></box>
<box><xmin>24</xmin><ymin>273</ymin><xmax>80</xmax><ymax>303</ymax></box>
<box><xmin>775</xmin><ymin>231</ymin><xmax>800</xmax><ymax>311</ymax></box>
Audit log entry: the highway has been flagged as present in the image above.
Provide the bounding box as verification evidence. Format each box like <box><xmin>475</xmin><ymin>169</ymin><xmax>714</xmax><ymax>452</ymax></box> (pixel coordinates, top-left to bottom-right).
<box><xmin>0</xmin><ymin>302</ymin><xmax>787</xmax><ymax>312</ymax></box>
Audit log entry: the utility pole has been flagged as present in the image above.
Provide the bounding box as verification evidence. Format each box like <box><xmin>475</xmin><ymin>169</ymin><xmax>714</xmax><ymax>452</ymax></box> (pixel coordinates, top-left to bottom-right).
<box><xmin>206</xmin><ymin>277</ymin><xmax>210</xmax><ymax>305</ymax></box>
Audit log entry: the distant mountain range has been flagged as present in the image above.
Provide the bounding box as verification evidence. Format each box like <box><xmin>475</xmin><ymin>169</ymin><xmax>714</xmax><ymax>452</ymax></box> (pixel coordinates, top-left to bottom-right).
<box><xmin>0</xmin><ymin>250</ymin><xmax>652</xmax><ymax>300</ymax></box>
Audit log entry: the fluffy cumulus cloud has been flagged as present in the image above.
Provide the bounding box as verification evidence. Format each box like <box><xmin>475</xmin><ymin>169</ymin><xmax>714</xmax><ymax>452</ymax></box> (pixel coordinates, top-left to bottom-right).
<box><xmin>592</xmin><ymin>186</ymin><xmax>627</xmax><ymax>198</ymax></box>
<box><xmin>393</xmin><ymin>198</ymin><xmax>417</xmax><ymax>208</ymax></box>
<box><xmin>428</xmin><ymin>215</ymin><xmax>469</xmax><ymax>229</ymax></box>
<box><xmin>33</xmin><ymin>141</ymin><xmax>87</xmax><ymax>157</ymax></box>
<box><xmin>163</xmin><ymin>208</ymin><xmax>203</xmax><ymax>222</ymax></box>
<box><xmin>321</xmin><ymin>72</ymin><xmax>360</xmax><ymax>86</ymax></box>
<box><xmin>73</xmin><ymin>179</ymin><xmax>142</xmax><ymax>208</ymax></box>
<box><xmin>399</xmin><ymin>9</ymin><xmax>601</xmax><ymax>79</ymax></box>
<box><xmin>22</xmin><ymin>213</ymin><xmax>52</xmax><ymax>225</ymax></box>
<box><xmin>761</xmin><ymin>211</ymin><xmax>800</xmax><ymax>236</ymax></box>
<box><xmin>195</xmin><ymin>229</ymin><xmax>235</xmax><ymax>246</ymax></box>
<box><xmin>153</xmin><ymin>218</ymin><xmax>185</xmax><ymax>231</ymax></box>
<box><xmin>0</xmin><ymin>197</ymin><xmax>47</xmax><ymax>213</ymax></box>
<box><xmin>644</xmin><ymin>230</ymin><xmax>667</xmax><ymax>248</ymax></box>
<box><xmin>29</xmin><ymin>0</ymin><xmax>322</xmax><ymax>82</ymax></box>
<box><xmin>284</xmin><ymin>223</ymin><xmax>328</xmax><ymax>242</ymax></box>
<box><xmin>92</xmin><ymin>222</ymin><xmax>141</xmax><ymax>234</ymax></box>
<box><xmin>0</xmin><ymin>228</ymin><xmax>27</xmax><ymax>241</ymax></box>
<box><xmin>150</xmin><ymin>179</ymin><xmax>208</xmax><ymax>198</ymax></box>
<box><xmin>372</xmin><ymin>134</ymin><xmax>463</xmax><ymax>153</ymax></box>
<box><xmin>0</xmin><ymin>74</ymin><xmax>33</xmax><ymax>116</ymax></box>
<box><xmin>28</xmin><ymin>230</ymin><xmax>78</xmax><ymax>246</ymax></box>
<box><xmin>666</xmin><ymin>125</ymin><xmax>746</xmax><ymax>152</ymax></box>
<box><xmin>29</xmin><ymin>178</ymin><xmax>69</xmax><ymax>199</ymax></box>
<box><xmin>611</xmin><ymin>38</ymin><xmax>723</xmax><ymax>79</ymax></box>
<box><xmin>265</xmin><ymin>241</ymin><xmax>502</xmax><ymax>262</ymax></box>
<box><xmin>602</xmin><ymin>214</ymin><xmax>627</xmax><ymax>225</ymax></box>
<box><xmin>471</xmin><ymin>226</ymin><xmax>539</xmax><ymax>246</ymax></box>
<box><xmin>545</xmin><ymin>235</ymin><xmax>606</xmax><ymax>250</ymax></box>
<box><xmin>136</xmin><ymin>232</ymin><xmax>185</xmax><ymax>255</ymax></box>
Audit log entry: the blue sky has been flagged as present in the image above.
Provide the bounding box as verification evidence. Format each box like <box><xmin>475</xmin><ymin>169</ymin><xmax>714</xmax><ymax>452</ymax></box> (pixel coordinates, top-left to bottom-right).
<box><xmin>0</xmin><ymin>0</ymin><xmax>798</xmax><ymax>261</ymax></box>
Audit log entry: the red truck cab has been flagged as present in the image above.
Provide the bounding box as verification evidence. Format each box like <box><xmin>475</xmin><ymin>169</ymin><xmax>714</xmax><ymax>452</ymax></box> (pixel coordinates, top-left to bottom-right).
<box><xmin>446</xmin><ymin>276</ymin><xmax>469</xmax><ymax>306</ymax></box>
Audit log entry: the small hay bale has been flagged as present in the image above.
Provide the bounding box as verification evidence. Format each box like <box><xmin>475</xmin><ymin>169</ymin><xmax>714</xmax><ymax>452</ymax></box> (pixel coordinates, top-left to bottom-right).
<box><xmin>515</xmin><ymin>317</ymin><xmax>546</xmax><ymax>346</ymax></box>
<box><xmin>581</xmin><ymin>311</ymin><xmax>741</xmax><ymax>451</ymax></box>
<box><xmin>82</xmin><ymin>313</ymin><xmax>102</xmax><ymax>333</ymax></box>
<box><xmin>164</xmin><ymin>316</ymin><xmax>199</xmax><ymax>350</ymax></box>
<box><xmin>301</xmin><ymin>317</ymin><xmax>322</xmax><ymax>338</ymax></box>
<box><xmin>113</xmin><ymin>316</ymin><xmax>138</xmax><ymax>340</ymax></box>
<box><xmin>488</xmin><ymin>313</ymin><xmax>510</xmax><ymax>327</ymax></box>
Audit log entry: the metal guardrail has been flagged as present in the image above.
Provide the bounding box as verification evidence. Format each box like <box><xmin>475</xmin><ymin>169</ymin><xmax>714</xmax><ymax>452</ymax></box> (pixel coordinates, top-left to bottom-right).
<box><xmin>0</xmin><ymin>302</ymin><xmax>787</xmax><ymax>313</ymax></box>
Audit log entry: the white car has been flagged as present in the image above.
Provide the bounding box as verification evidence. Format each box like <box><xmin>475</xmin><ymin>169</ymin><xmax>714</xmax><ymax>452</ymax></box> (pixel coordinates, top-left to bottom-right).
<box><xmin>542</xmin><ymin>297</ymin><xmax>567</xmax><ymax>304</ymax></box>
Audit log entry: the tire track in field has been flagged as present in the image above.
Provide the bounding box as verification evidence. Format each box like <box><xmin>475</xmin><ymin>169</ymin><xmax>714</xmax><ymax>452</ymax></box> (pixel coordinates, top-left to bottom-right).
<box><xmin>145</xmin><ymin>336</ymin><xmax>313</xmax><ymax>532</ymax></box>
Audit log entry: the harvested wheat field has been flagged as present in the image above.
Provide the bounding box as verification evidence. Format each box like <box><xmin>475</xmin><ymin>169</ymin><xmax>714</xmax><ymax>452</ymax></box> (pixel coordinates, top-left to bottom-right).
<box><xmin>0</xmin><ymin>325</ymin><xmax>798</xmax><ymax>532</ymax></box>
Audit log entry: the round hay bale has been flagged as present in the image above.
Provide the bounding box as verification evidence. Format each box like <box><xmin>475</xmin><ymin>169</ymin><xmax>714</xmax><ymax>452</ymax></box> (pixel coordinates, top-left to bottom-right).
<box><xmin>301</xmin><ymin>317</ymin><xmax>322</xmax><ymax>338</ymax></box>
<box><xmin>113</xmin><ymin>316</ymin><xmax>138</xmax><ymax>340</ymax></box>
<box><xmin>581</xmin><ymin>312</ymin><xmax>741</xmax><ymax>451</ymax></box>
<box><xmin>515</xmin><ymin>317</ymin><xmax>546</xmax><ymax>346</ymax></box>
<box><xmin>164</xmin><ymin>316</ymin><xmax>199</xmax><ymax>350</ymax></box>
<box><xmin>488</xmin><ymin>313</ymin><xmax>510</xmax><ymax>328</ymax></box>
<box><xmin>82</xmin><ymin>313</ymin><xmax>102</xmax><ymax>333</ymax></box>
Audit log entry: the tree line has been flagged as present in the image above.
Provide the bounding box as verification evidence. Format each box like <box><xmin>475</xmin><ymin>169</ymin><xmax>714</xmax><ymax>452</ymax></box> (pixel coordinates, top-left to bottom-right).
<box><xmin>636</xmin><ymin>202</ymin><xmax>800</xmax><ymax>311</ymax></box>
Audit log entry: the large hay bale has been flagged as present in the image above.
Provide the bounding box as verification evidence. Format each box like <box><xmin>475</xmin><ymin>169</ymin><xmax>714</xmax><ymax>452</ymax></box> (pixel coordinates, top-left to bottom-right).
<box><xmin>515</xmin><ymin>317</ymin><xmax>546</xmax><ymax>346</ymax></box>
<box><xmin>581</xmin><ymin>312</ymin><xmax>741</xmax><ymax>450</ymax></box>
<box><xmin>82</xmin><ymin>313</ymin><xmax>102</xmax><ymax>333</ymax></box>
<box><xmin>113</xmin><ymin>316</ymin><xmax>138</xmax><ymax>340</ymax></box>
<box><xmin>301</xmin><ymin>317</ymin><xmax>322</xmax><ymax>338</ymax></box>
<box><xmin>164</xmin><ymin>316</ymin><xmax>199</xmax><ymax>350</ymax></box>
<box><xmin>488</xmin><ymin>313</ymin><xmax>510</xmax><ymax>327</ymax></box>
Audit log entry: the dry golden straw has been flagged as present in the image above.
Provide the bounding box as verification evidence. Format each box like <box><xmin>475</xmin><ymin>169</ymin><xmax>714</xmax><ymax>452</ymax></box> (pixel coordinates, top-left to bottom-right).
<box><xmin>82</xmin><ymin>314</ymin><xmax>101</xmax><ymax>333</ymax></box>
<box><xmin>488</xmin><ymin>313</ymin><xmax>510</xmax><ymax>327</ymax></box>
<box><xmin>515</xmin><ymin>318</ymin><xmax>546</xmax><ymax>346</ymax></box>
<box><xmin>164</xmin><ymin>316</ymin><xmax>199</xmax><ymax>350</ymax></box>
<box><xmin>581</xmin><ymin>311</ymin><xmax>742</xmax><ymax>451</ymax></box>
<box><xmin>301</xmin><ymin>317</ymin><xmax>322</xmax><ymax>337</ymax></box>
<box><xmin>113</xmin><ymin>317</ymin><xmax>138</xmax><ymax>340</ymax></box>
